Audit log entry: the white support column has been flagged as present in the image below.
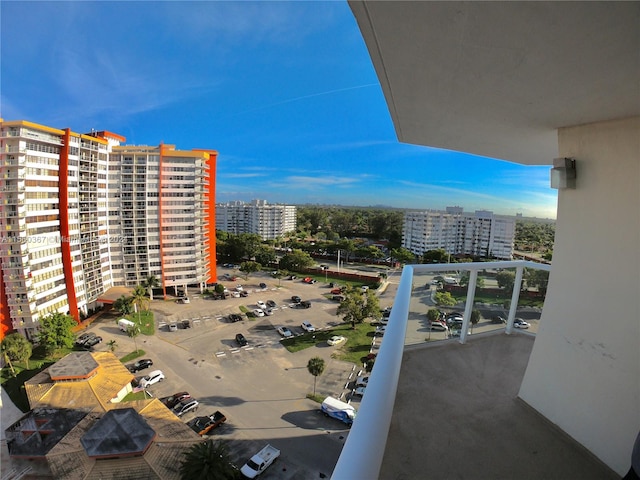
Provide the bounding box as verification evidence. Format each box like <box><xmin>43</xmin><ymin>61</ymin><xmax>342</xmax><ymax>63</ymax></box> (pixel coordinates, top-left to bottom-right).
<box><xmin>505</xmin><ymin>266</ymin><xmax>524</xmax><ymax>334</ymax></box>
<box><xmin>460</xmin><ymin>270</ymin><xmax>478</xmax><ymax>344</ymax></box>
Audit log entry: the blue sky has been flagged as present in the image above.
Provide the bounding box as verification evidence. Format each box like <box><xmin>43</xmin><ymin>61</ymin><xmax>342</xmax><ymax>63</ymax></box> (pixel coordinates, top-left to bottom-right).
<box><xmin>2</xmin><ymin>1</ymin><xmax>557</xmax><ymax>219</ymax></box>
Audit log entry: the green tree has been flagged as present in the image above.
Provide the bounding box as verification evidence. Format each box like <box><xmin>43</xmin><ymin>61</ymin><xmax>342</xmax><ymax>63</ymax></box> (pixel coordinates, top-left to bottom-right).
<box><xmin>470</xmin><ymin>309</ymin><xmax>481</xmax><ymax>332</ymax></box>
<box><xmin>434</xmin><ymin>291</ymin><xmax>456</xmax><ymax>307</ymax></box>
<box><xmin>496</xmin><ymin>271</ymin><xmax>516</xmax><ymax>293</ymax></box>
<box><xmin>114</xmin><ymin>295</ymin><xmax>133</xmax><ymax>316</ymax></box>
<box><xmin>131</xmin><ymin>285</ymin><xmax>149</xmax><ymax>322</ymax></box>
<box><xmin>127</xmin><ymin>324</ymin><xmax>141</xmax><ymax>354</ymax></box>
<box><xmin>423</xmin><ymin>249</ymin><xmax>449</xmax><ymax>264</ymax></box>
<box><xmin>459</xmin><ymin>272</ymin><xmax>485</xmax><ymax>289</ymax></box>
<box><xmin>1</xmin><ymin>332</ymin><xmax>32</xmax><ymax>373</ymax></box>
<box><xmin>106</xmin><ymin>339</ymin><xmax>118</xmax><ymax>353</ymax></box>
<box><xmin>254</xmin><ymin>245</ymin><xmax>276</xmax><ymax>267</ymax></box>
<box><xmin>143</xmin><ymin>275</ymin><xmax>160</xmax><ymax>301</ymax></box>
<box><xmin>278</xmin><ymin>249</ymin><xmax>315</xmax><ymax>272</ymax></box>
<box><xmin>307</xmin><ymin>356</ymin><xmax>326</xmax><ymax>396</ymax></box>
<box><xmin>180</xmin><ymin>440</ymin><xmax>240</xmax><ymax>480</ymax></box>
<box><xmin>239</xmin><ymin>261</ymin><xmax>261</xmax><ymax>280</ymax></box>
<box><xmin>37</xmin><ymin>312</ymin><xmax>76</xmax><ymax>354</ymax></box>
<box><xmin>525</xmin><ymin>269</ymin><xmax>550</xmax><ymax>295</ymax></box>
<box><xmin>390</xmin><ymin>247</ymin><xmax>415</xmax><ymax>265</ymax></box>
<box><xmin>426</xmin><ymin>309</ymin><xmax>441</xmax><ymax>322</ymax></box>
<box><xmin>337</xmin><ymin>288</ymin><xmax>381</xmax><ymax>328</ymax></box>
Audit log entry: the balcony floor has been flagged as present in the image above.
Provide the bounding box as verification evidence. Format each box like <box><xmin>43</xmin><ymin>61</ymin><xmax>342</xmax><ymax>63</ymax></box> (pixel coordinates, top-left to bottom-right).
<box><xmin>380</xmin><ymin>332</ymin><xmax>619</xmax><ymax>479</ymax></box>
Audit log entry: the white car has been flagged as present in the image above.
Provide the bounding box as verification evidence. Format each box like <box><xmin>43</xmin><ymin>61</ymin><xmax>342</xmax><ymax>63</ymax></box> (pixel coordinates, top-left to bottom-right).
<box><xmin>230</xmin><ymin>291</ymin><xmax>241</xmax><ymax>298</ymax></box>
<box><xmin>140</xmin><ymin>370</ymin><xmax>165</xmax><ymax>388</ymax></box>
<box><xmin>173</xmin><ymin>398</ymin><xmax>199</xmax><ymax>417</ymax></box>
<box><xmin>301</xmin><ymin>321</ymin><xmax>315</xmax><ymax>332</ymax></box>
<box><xmin>277</xmin><ymin>326</ymin><xmax>293</xmax><ymax>338</ymax></box>
<box><xmin>253</xmin><ymin>309</ymin><xmax>265</xmax><ymax>317</ymax></box>
<box><xmin>327</xmin><ymin>335</ymin><xmax>346</xmax><ymax>346</ymax></box>
<box><xmin>514</xmin><ymin>318</ymin><xmax>530</xmax><ymax>329</ymax></box>
<box><xmin>356</xmin><ymin>376</ymin><xmax>369</xmax><ymax>387</ymax></box>
<box><xmin>179</xmin><ymin>297</ymin><xmax>190</xmax><ymax>304</ymax></box>
<box><xmin>235</xmin><ymin>285</ymin><xmax>244</xmax><ymax>291</ymax></box>
<box><xmin>256</xmin><ymin>300</ymin><xmax>267</xmax><ymax>310</ymax></box>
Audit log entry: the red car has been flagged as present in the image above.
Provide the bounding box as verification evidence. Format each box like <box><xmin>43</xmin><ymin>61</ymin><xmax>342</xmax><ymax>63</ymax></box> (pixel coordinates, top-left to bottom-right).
<box><xmin>163</xmin><ymin>392</ymin><xmax>191</xmax><ymax>409</ymax></box>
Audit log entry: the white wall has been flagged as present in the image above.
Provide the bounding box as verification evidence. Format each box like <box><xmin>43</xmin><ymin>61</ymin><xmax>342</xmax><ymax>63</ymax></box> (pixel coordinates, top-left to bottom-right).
<box><xmin>519</xmin><ymin>117</ymin><xmax>640</xmax><ymax>475</ymax></box>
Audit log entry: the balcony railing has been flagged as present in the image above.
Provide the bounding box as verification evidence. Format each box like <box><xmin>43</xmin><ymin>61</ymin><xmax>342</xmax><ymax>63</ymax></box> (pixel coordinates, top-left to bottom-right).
<box><xmin>331</xmin><ymin>260</ymin><xmax>551</xmax><ymax>480</ymax></box>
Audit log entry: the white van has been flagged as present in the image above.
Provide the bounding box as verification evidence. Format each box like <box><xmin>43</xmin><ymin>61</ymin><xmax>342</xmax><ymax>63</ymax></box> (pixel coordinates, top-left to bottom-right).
<box><xmin>118</xmin><ymin>318</ymin><xmax>136</xmax><ymax>332</ymax></box>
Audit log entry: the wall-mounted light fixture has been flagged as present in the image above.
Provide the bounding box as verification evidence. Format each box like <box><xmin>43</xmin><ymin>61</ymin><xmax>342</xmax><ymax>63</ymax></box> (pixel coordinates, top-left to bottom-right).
<box><xmin>550</xmin><ymin>157</ymin><xmax>576</xmax><ymax>189</ymax></box>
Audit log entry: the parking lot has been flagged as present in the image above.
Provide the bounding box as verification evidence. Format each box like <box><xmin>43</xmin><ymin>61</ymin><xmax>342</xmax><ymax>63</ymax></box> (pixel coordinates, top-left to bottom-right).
<box><xmin>88</xmin><ymin>269</ymin><xmax>372</xmax><ymax>479</ymax></box>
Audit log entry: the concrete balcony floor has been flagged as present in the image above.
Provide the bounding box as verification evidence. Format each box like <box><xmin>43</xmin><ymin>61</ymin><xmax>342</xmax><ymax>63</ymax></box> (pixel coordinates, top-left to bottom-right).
<box><xmin>380</xmin><ymin>332</ymin><xmax>619</xmax><ymax>479</ymax></box>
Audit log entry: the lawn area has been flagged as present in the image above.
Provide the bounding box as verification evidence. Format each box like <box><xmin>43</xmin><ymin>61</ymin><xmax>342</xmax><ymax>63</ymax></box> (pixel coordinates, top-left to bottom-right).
<box><xmin>281</xmin><ymin>321</ymin><xmax>377</xmax><ymax>365</ymax></box>
<box><xmin>119</xmin><ymin>310</ymin><xmax>155</xmax><ymax>335</ymax></box>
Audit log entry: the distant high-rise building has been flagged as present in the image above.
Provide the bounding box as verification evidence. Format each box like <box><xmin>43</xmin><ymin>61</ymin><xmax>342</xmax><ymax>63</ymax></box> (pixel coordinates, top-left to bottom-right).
<box><xmin>216</xmin><ymin>199</ymin><xmax>296</xmax><ymax>240</ymax></box>
<box><xmin>0</xmin><ymin>120</ymin><xmax>217</xmax><ymax>340</ymax></box>
<box><xmin>402</xmin><ymin>208</ymin><xmax>515</xmax><ymax>259</ymax></box>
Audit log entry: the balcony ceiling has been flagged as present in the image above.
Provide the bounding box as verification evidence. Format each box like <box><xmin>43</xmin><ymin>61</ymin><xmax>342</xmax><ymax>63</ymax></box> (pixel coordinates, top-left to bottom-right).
<box><xmin>350</xmin><ymin>1</ymin><xmax>640</xmax><ymax>165</ymax></box>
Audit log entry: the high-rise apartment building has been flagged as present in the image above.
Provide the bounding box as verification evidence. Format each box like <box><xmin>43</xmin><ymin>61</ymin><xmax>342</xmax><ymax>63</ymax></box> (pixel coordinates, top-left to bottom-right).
<box><xmin>0</xmin><ymin>120</ymin><xmax>217</xmax><ymax>340</ymax></box>
<box><xmin>402</xmin><ymin>207</ymin><xmax>515</xmax><ymax>259</ymax></box>
<box><xmin>216</xmin><ymin>199</ymin><xmax>296</xmax><ymax>240</ymax></box>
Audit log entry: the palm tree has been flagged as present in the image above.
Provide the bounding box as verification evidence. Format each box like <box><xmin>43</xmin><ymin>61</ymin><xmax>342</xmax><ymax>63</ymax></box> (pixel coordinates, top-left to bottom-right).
<box><xmin>307</xmin><ymin>356</ymin><xmax>326</xmax><ymax>396</ymax></box>
<box><xmin>127</xmin><ymin>324</ymin><xmax>141</xmax><ymax>355</ymax></box>
<box><xmin>143</xmin><ymin>275</ymin><xmax>160</xmax><ymax>301</ymax></box>
<box><xmin>180</xmin><ymin>440</ymin><xmax>239</xmax><ymax>480</ymax></box>
<box><xmin>106</xmin><ymin>339</ymin><xmax>117</xmax><ymax>353</ymax></box>
<box><xmin>114</xmin><ymin>295</ymin><xmax>133</xmax><ymax>317</ymax></box>
<box><xmin>131</xmin><ymin>285</ymin><xmax>149</xmax><ymax>323</ymax></box>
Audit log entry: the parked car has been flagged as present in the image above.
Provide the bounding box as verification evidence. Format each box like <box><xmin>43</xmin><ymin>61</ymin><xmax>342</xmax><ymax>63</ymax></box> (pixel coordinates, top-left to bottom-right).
<box><xmin>169</xmin><ymin>323</ymin><xmax>178</xmax><ymax>332</ymax></box>
<box><xmin>256</xmin><ymin>300</ymin><xmax>267</xmax><ymax>309</ymax></box>
<box><xmin>239</xmin><ymin>290</ymin><xmax>249</xmax><ymax>297</ymax></box>
<box><xmin>253</xmin><ymin>309</ymin><xmax>265</xmax><ymax>317</ymax></box>
<box><xmin>429</xmin><ymin>322</ymin><xmax>447</xmax><ymax>331</ymax></box>
<box><xmin>178</xmin><ymin>297</ymin><xmax>190</xmax><ymax>304</ymax></box>
<box><xmin>296</xmin><ymin>300</ymin><xmax>311</xmax><ymax>309</ymax></box>
<box><xmin>266</xmin><ymin>300</ymin><xmax>277</xmax><ymax>308</ymax></box>
<box><xmin>514</xmin><ymin>318</ymin><xmax>530</xmax><ymax>329</ymax></box>
<box><xmin>228</xmin><ymin>313</ymin><xmax>243</xmax><ymax>322</ymax></box>
<box><xmin>173</xmin><ymin>398</ymin><xmax>199</xmax><ymax>417</ymax></box>
<box><xmin>187</xmin><ymin>411</ymin><xmax>227</xmax><ymax>436</ymax></box>
<box><xmin>330</xmin><ymin>288</ymin><xmax>343</xmax><ymax>295</ymax></box>
<box><xmin>128</xmin><ymin>358</ymin><xmax>153</xmax><ymax>373</ymax></box>
<box><xmin>264</xmin><ymin>308</ymin><xmax>274</xmax><ymax>316</ymax></box>
<box><xmin>375</xmin><ymin>326</ymin><xmax>386</xmax><ymax>336</ymax></box>
<box><xmin>355</xmin><ymin>375</ymin><xmax>369</xmax><ymax>387</ymax></box>
<box><xmin>163</xmin><ymin>391</ymin><xmax>191</xmax><ymax>409</ymax></box>
<box><xmin>230</xmin><ymin>291</ymin><xmax>241</xmax><ymax>298</ymax></box>
<box><xmin>291</xmin><ymin>295</ymin><xmax>301</xmax><ymax>303</ymax></box>
<box><xmin>327</xmin><ymin>335</ymin><xmax>346</xmax><ymax>346</ymax></box>
<box><xmin>287</xmin><ymin>275</ymin><xmax>297</xmax><ymax>280</ymax></box>
<box><xmin>75</xmin><ymin>332</ymin><xmax>96</xmax><ymax>346</ymax></box>
<box><xmin>83</xmin><ymin>335</ymin><xmax>102</xmax><ymax>348</ymax></box>
<box><xmin>301</xmin><ymin>321</ymin><xmax>315</xmax><ymax>332</ymax></box>
<box><xmin>235</xmin><ymin>285</ymin><xmax>244</xmax><ymax>291</ymax></box>
<box><xmin>353</xmin><ymin>386</ymin><xmax>366</xmax><ymax>396</ymax></box>
<box><xmin>235</xmin><ymin>333</ymin><xmax>248</xmax><ymax>346</ymax></box>
<box><xmin>277</xmin><ymin>326</ymin><xmax>293</xmax><ymax>338</ymax></box>
<box><xmin>259</xmin><ymin>282</ymin><xmax>267</xmax><ymax>289</ymax></box>
<box><xmin>491</xmin><ymin>316</ymin><xmax>507</xmax><ymax>324</ymax></box>
<box><xmin>331</xmin><ymin>295</ymin><xmax>345</xmax><ymax>302</ymax></box>
<box><xmin>139</xmin><ymin>370</ymin><xmax>165</xmax><ymax>388</ymax></box>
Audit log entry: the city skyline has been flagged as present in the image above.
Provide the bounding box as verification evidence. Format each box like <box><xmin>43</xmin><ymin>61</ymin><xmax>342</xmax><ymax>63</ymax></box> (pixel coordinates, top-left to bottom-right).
<box><xmin>2</xmin><ymin>1</ymin><xmax>558</xmax><ymax>219</ymax></box>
